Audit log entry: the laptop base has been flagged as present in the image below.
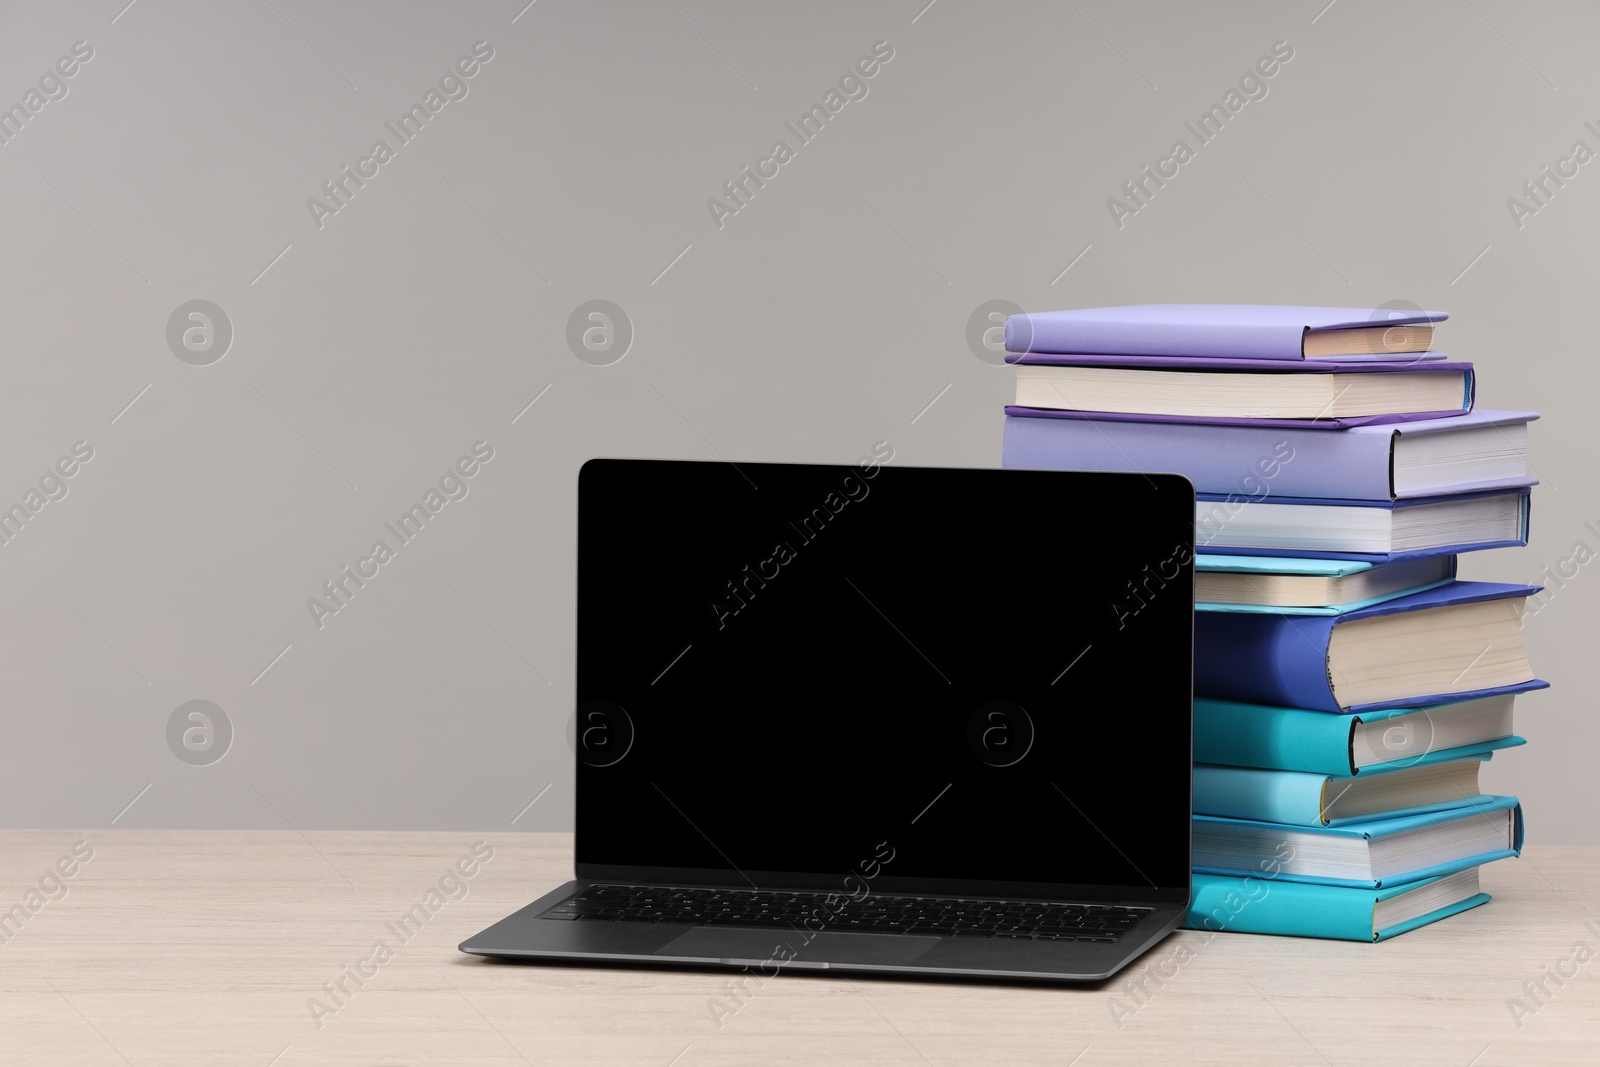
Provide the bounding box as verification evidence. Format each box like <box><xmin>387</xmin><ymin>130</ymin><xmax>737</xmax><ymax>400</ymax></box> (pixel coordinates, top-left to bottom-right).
<box><xmin>461</xmin><ymin>880</ymin><xmax>1187</xmax><ymax>983</ymax></box>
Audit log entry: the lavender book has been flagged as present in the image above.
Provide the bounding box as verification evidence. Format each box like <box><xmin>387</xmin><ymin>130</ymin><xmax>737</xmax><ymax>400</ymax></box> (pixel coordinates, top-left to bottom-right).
<box><xmin>1004</xmin><ymin>304</ymin><xmax>1448</xmax><ymax>361</ymax></box>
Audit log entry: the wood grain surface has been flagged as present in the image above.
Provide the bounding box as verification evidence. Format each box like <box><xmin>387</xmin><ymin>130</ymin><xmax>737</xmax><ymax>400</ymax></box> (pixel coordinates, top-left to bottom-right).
<box><xmin>1</xmin><ymin>830</ymin><xmax>1594</xmax><ymax>1065</ymax></box>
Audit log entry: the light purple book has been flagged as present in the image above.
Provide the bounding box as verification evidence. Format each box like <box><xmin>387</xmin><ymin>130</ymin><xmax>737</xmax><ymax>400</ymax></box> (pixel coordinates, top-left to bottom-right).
<box><xmin>1004</xmin><ymin>304</ymin><xmax>1448</xmax><ymax>361</ymax></box>
<box><xmin>1186</xmin><ymin>488</ymin><xmax>1530</xmax><ymax>563</ymax></box>
<box><xmin>1004</xmin><ymin>355</ymin><xmax>1475</xmax><ymax>428</ymax></box>
<box><xmin>1001</xmin><ymin>409</ymin><xmax>1537</xmax><ymax>501</ymax></box>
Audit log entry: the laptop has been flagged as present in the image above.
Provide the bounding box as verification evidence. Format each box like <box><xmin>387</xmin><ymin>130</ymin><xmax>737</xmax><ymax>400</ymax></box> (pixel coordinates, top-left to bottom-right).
<box><xmin>461</xmin><ymin>457</ymin><xmax>1195</xmax><ymax>981</ymax></box>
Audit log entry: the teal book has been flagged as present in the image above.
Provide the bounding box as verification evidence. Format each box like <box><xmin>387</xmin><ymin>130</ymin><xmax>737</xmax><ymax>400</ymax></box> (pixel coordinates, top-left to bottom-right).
<box><xmin>1192</xmin><ymin>752</ymin><xmax>1494</xmax><ymax>826</ymax></box>
<box><xmin>1191</xmin><ymin>795</ymin><xmax>1522</xmax><ymax>888</ymax></box>
<box><xmin>1195</xmin><ymin>554</ymin><xmax>1455</xmax><ymax>615</ymax></box>
<box><xmin>1183</xmin><ymin>868</ymin><xmax>1491</xmax><ymax>941</ymax></box>
<box><xmin>1192</xmin><ymin>685</ymin><xmax>1541</xmax><ymax>776</ymax></box>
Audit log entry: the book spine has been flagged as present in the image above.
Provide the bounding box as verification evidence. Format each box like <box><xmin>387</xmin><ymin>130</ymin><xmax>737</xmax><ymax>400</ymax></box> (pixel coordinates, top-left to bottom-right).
<box><xmin>1184</xmin><ymin>873</ymin><xmax>1378</xmax><ymax>939</ymax></box>
<box><xmin>1192</xmin><ymin>765</ymin><xmax>1331</xmax><ymax>825</ymax></box>
<box><xmin>1194</xmin><ymin>612</ymin><xmax>1340</xmax><ymax>711</ymax></box>
<box><xmin>1005</xmin><ymin>314</ymin><xmax>1298</xmax><ymax>359</ymax></box>
<box><xmin>1192</xmin><ymin>701</ymin><xmax>1356</xmax><ymax>776</ymax></box>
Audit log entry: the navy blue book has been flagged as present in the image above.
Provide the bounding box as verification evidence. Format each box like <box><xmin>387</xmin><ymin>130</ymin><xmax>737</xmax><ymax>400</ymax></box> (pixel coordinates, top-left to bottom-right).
<box><xmin>1193</xmin><ymin>581</ymin><xmax>1538</xmax><ymax>712</ymax></box>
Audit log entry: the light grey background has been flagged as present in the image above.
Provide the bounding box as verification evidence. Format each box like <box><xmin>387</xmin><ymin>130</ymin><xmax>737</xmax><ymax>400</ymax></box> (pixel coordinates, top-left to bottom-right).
<box><xmin>1</xmin><ymin>0</ymin><xmax>1594</xmax><ymax>842</ymax></box>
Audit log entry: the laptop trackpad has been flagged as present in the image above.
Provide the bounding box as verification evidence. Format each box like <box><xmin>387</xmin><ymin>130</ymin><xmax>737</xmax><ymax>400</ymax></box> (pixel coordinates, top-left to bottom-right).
<box><xmin>655</xmin><ymin>927</ymin><xmax>940</xmax><ymax>967</ymax></box>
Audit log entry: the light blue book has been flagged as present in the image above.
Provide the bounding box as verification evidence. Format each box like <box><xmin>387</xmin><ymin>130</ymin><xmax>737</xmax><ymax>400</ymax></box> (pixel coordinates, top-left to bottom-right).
<box><xmin>1191</xmin><ymin>795</ymin><xmax>1522</xmax><ymax>888</ymax></box>
<box><xmin>1192</xmin><ymin>752</ymin><xmax>1494</xmax><ymax>826</ymax></box>
<box><xmin>1195</xmin><ymin>554</ymin><xmax>1455</xmax><ymax>614</ymax></box>
<box><xmin>1193</xmin><ymin>686</ymin><xmax>1540</xmax><ymax>776</ymax></box>
<box><xmin>1184</xmin><ymin>868</ymin><xmax>1491</xmax><ymax>941</ymax></box>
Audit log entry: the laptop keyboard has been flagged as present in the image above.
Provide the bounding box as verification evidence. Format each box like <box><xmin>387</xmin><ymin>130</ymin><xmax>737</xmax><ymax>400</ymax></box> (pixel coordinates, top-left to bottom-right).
<box><xmin>540</xmin><ymin>885</ymin><xmax>1151</xmax><ymax>942</ymax></box>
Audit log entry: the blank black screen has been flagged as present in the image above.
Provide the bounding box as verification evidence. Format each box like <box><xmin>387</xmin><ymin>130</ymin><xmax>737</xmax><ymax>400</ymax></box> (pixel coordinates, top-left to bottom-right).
<box><xmin>574</xmin><ymin>459</ymin><xmax>1194</xmax><ymax>900</ymax></box>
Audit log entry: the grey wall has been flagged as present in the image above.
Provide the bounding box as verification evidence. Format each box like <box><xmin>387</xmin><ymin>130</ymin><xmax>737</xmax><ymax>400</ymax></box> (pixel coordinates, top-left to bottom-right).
<box><xmin>2</xmin><ymin>0</ymin><xmax>1595</xmax><ymax>842</ymax></box>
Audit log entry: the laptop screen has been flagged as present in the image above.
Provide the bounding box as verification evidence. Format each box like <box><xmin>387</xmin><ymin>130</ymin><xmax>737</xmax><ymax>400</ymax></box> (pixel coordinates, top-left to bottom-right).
<box><xmin>574</xmin><ymin>458</ymin><xmax>1194</xmax><ymax>903</ymax></box>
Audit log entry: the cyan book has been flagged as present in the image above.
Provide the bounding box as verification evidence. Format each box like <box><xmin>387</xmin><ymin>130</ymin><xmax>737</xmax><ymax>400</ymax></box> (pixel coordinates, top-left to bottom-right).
<box><xmin>1183</xmin><ymin>869</ymin><xmax>1491</xmax><ymax>941</ymax></box>
<box><xmin>1193</xmin><ymin>555</ymin><xmax>1456</xmax><ymax>614</ymax></box>
<box><xmin>1192</xmin><ymin>685</ymin><xmax>1542</xmax><ymax>775</ymax></box>
<box><xmin>1190</xmin><ymin>795</ymin><xmax>1523</xmax><ymax>888</ymax></box>
<box><xmin>1191</xmin><ymin>753</ymin><xmax>1494</xmax><ymax>826</ymax></box>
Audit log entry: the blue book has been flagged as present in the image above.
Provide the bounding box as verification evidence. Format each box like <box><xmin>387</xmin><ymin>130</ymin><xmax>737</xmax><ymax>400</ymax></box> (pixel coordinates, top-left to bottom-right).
<box><xmin>1193</xmin><ymin>581</ymin><xmax>1539</xmax><ymax>712</ymax></box>
<box><xmin>1192</xmin><ymin>752</ymin><xmax>1494</xmax><ymax>826</ymax></box>
<box><xmin>1184</xmin><ymin>868</ymin><xmax>1491</xmax><ymax>941</ymax></box>
<box><xmin>1193</xmin><ymin>686</ymin><xmax>1542</xmax><ymax>775</ymax></box>
<box><xmin>1001</xmin><ymin>409</ymin><xmax>1536</xmax><ymax>501</ymax></box>
<box><xmin>1191</xmin><ymin>795</ymin><xmax>1523</xmax><ymax>888</ymax></box>
<box><xmin>1195</xmin><ymin>555</ymin><xmax>1457</xmax><ymax>615</ymax></box>
<box><xmin>1191</xmin><ymin>488</ymin><xmax>1530</xmax><ymax>562</ymax></box>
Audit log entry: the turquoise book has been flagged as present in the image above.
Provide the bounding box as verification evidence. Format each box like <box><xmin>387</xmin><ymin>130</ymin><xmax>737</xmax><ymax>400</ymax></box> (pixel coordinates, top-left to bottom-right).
<box><xmin>1194</xmin><ymin>554</ymin><xmax>1455</xmax><ymax>615</ymax></box>
<box><xmin>1191</xmin><ymin>795</ymin><xmax>1522</xmax><ymax>888</ymax></box>
<box><xmin>1192</xmin><ymin>685</ymin><xmax>1542</xmax><ymax>776</ymax></box>
<box><xmin>1192</xmin><ymin>752</ymin><xmax>1496</xmax><ymax>826</ymax></box>
<box><xmin>1183</xmin><ymin>868</ymin><xmax>1491</xmax><ymax>941</ymax></box>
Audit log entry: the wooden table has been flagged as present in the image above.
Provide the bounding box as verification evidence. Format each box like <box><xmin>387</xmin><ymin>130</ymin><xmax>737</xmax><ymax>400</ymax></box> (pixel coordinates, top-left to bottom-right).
<box><xmin>3</xmin><ymin>830</ymin><xmax>1595</xmax><ymax>1064</ymax></box>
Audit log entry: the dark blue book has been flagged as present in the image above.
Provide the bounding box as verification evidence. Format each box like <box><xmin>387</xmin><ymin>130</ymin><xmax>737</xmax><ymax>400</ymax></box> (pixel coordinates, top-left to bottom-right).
<box><xmin>1193</xmin><ymin>581</ymin><xmax>1538</xmax><ymax>712</ymax></box>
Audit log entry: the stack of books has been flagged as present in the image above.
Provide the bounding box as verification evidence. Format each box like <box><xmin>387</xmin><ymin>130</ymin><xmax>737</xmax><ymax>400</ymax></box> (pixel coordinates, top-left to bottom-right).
<box><xmin>1001</xmin><ymin>305</ymin><xmax>1545</xmax><ymax>942</ymax></box>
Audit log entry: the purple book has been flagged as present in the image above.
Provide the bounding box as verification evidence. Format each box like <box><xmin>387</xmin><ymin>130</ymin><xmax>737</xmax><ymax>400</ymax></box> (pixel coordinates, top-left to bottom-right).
<box><xmin>1001</xmin><ymin>409</ymin><xmax>1536</xmax><ymax>500</ymax></box>
<box><xmin>1001</xmin><ymin>407</ymin><xmax>1466</xmax><ymax>430</ymax></box>
<box><xmin>1186</xmin><ymin>488</ymin><xmax>1530</xmax><ymax>563</ymax></box>
<box><xmin>1006</xmin><ymin>356</ymin><xmax>1475</xmax><ymax>428</ymax></box>
<box><xmin>1005</xmin><ymin>305</ymin><xmax>1448</xmax><ymax>361</ymax></box>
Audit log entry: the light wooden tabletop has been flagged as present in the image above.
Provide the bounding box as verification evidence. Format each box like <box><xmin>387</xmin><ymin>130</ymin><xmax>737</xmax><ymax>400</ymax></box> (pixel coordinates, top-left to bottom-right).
<box><xmin>2</xmin><ymin>830</ymin><xmax>1595</xmax><ymax>1065</ymax></box>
